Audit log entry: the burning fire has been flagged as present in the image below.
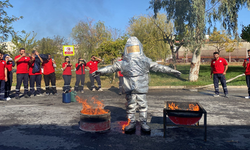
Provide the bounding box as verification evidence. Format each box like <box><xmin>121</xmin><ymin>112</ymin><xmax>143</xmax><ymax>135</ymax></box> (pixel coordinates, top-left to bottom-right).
<box><xmin>168</xmin><ymin>102</ymin><xmax>179</xmax><ymax>110</ymax></box>
<box><xmin>76</xmin><ymin>96</ymin><xmax>108</xmax><ymax>115</ymax></box>
<box><xmin>168</xmin><ymin>102</ymin><xmax>199</xmax><ymax>111</ymax></box>
<box><xmin>122</xmin><ymin>119</ymin><xmax>131</xmax><ymax>131</ymax></box>
<box><xmin>188</xmin><ymin>104</ymin><xmax>200</xmax><ymax>111</ymax></box>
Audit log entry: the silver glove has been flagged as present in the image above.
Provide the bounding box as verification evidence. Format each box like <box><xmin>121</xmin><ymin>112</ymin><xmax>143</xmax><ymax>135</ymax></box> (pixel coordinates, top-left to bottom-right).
<box><xmin>92</xmin><ymin>71</ymin><xmax>101</xmax><ymax>77</ymax></box>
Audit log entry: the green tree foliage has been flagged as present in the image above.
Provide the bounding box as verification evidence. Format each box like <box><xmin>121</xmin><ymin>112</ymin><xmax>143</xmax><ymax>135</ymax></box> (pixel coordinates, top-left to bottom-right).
<box><xmin>209</xmin><ymin>30</ymin><xmax>240</xmax><ymax>53</ymax></box>
<box><xmin>11</xmin><ymin>32</ymin><xmax>37</xmax><ymax>56</ymax></box>
<box><xmin>71</xmin><ymin>19</ymin><xmax>112</xmax><ymax>61</ymax></box>
<box><xmin>150</xmin><ymin>0</ymin><xmax>250</xmax><ymax>81</ymax></box>
<box><xmin>127</xmin><ymin>13</ymin><xmax>172</xmax><ymax>61</ymax></box>
<box><xmin>0</xmin><ymin>0</ymin><xmax>23</xmax><ymax>42</ymax></box>
<box><xmin>0</xmin><ymin>0</ymin><xmax>23</xmax><ymax>52</ymax></box>
<box><xmin>207</xmin><ymin>0</ymin><xmax>250</xmax><ymax>37</ymax></box>
<box><xmin>36</xmin><ymin>36</ymin><xmax>67</xmax><ymax>65</ymax></box>
<box><xmin>96</xmin><ymin>36</ymin><xmax>128</xmax><ymax>64</ymax></box>
<box><xmin>241</xmin><ymin>24</ymin><xmax>250</xmax><ymax>42</ymax></box>
<box><xmin>95</xmin><ymin>36</ymin><xmax>128</xmax><ymax>83</ymax></box>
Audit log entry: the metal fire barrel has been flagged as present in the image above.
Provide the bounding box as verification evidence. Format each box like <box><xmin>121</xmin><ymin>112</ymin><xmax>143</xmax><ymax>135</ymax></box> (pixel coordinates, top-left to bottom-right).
<box><xmin>79</xmin><ymin>110</ymin><xmax>111</xmax><ymax>132</ymax></box>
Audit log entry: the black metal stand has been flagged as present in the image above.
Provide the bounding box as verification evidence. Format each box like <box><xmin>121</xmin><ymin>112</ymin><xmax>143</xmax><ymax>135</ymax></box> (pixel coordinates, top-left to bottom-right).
<box><xmin>163</xmin><ymin>104</ymin><xmax>207</xmax><ymax>141</ymax></box>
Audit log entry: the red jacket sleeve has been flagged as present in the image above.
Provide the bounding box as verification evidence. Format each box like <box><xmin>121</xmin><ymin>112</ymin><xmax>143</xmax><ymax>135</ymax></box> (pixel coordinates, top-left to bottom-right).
<box><xmin>243</xmin><ymin>59</ymin><xmax>246</xmax><ymax>67</ymax></box>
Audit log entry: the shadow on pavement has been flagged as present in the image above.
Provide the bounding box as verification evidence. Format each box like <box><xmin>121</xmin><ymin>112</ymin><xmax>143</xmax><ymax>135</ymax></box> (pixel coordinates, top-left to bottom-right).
<box><xmin>0</xmin><ymin>123</ymin><xmax>250</xmax><ymax>150</ymax></box>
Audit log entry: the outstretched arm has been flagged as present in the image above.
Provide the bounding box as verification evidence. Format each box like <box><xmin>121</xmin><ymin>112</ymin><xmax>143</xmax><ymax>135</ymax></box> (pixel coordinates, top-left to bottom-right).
<box><xmin>150</xmin><ymin>61</ymin><xmax>181</xmax><ymax>77</ymax></box>
<box><xmin>92</xmin><ymin>61</ymin><xmax>121</xmax><ymax>77</ymax></box>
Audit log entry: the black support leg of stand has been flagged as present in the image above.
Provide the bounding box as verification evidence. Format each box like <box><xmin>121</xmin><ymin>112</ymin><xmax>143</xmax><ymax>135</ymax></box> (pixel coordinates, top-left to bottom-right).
<box><xmin>163</xmin><ymin>109</ymin><xmax>166</xmax><ymax>138</ymax></box>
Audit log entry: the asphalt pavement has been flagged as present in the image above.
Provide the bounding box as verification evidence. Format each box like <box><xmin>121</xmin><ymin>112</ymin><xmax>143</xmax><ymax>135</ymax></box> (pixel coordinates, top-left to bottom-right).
<box><xmin>0</xmin><ymin>87</ymin><xmax>250</xmax><ymax>150</ymax></box>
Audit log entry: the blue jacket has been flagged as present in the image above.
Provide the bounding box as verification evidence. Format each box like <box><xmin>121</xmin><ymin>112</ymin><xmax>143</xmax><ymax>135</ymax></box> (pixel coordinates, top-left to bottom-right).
<box><xmin>32</xmin><ymin>54</ymin><xmax>48</xmax><ymax>73</ymax></box>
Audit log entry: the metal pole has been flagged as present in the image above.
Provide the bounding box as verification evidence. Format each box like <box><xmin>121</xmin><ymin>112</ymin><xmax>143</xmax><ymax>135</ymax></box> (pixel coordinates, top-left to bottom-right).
<box><xmin>163</xmin><ymin>109</ymin><xmax>166</xmax><ymax>138</ymax></box>
<box><xmin>204</xmin><ymin>112</ymin><xmax>207</xmax><ymax>141</ymax></box>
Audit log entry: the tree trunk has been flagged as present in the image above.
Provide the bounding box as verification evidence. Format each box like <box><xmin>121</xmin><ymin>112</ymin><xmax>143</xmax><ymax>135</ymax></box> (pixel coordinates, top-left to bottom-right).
<box><xmin>229</xmin><ymin>52</ymin><xmax>231</xmax><ymax>62</ymax></box>
<box><xmin>172</xmin><ymin>52</ymin><xmax>177</xmax><ymax>69</ymax></box>
<box><xmin>170</xmin><ymin>45</ymin><xmax>177</xmax><ymax>69</ymax></box>
<box><xmin>188</xmin><ymin>50</ymin><xmax>201</xmax><ymax>82</ymax></box>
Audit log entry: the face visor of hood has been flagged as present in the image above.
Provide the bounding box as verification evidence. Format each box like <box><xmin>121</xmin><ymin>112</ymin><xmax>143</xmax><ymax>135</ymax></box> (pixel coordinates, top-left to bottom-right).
<box><xmin>124</xmin><ymin>36</ymin><xmax>144</xmax><ymax>56</ymax></box>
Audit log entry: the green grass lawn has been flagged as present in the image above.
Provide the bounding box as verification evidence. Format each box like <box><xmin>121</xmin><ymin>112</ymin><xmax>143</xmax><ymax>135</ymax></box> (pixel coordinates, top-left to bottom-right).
<box><xmin>11</xmin><ymin>64</ymin><xmax>247</xmax><ymax>88</ymax></box>
<box><xmin>149</xmin><ymin>64</ymin><xmax>246</xmax><ymax>87</ymax></box>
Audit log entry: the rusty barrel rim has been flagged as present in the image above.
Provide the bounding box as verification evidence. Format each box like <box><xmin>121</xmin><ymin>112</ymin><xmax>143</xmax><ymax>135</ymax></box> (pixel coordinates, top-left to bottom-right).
<box><xmin>79</xmin><ymin>109</ymin><xmax>111</xmax><ymax>132</ymax></box>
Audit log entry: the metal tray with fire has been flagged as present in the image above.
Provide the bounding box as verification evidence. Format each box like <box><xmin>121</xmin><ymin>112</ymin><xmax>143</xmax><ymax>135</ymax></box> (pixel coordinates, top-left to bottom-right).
<box><xmin>163</xmin><ymin>101</ymin><xmax>207</xmax><ymax>141</ymax></box>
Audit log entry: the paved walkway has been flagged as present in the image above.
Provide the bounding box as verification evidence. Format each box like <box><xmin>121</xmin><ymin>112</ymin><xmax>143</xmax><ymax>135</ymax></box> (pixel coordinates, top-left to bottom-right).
<box><xmin>0</xmin><ymin>88</ymin><xmax>249</xmax><ymax>150</ymax></box>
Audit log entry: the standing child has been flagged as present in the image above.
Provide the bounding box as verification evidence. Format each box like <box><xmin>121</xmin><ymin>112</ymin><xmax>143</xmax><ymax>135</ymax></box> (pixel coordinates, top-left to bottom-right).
<box><xmin>42</xmin><ymin>54</ymin><xmax>57</xmax><ymax>95</ymax></box>
<box><xmin>29</xmin><ymin>50</ymin><xmax>44</xmax><ymax>97</ymax></box>
<box><xmin>3</xmin><ymin>54</ymin><xmax>14</xmax><ymax>100</ymax></box>
<box><xmin>243</xmin><ymin>49</ymin><xmax>250</xmax><ymax>99</ymax></box>
<box><xmin>86</xmin><ymin>55</ymin><xmax>102</xmax><ymax>91</ymax></box>
<box><xmin>74</xmin><ymin>57</ymin><xmax>89</xmax><ymax>93</ymax></box>
<box><xmin>62</xmin><ymin>56</ymin><xmax>73</xmax><ymax>92</ymax></box>
<box><xmin>0</xmin><ymin>52</ymin><xmax>8</xmax><ymax>101</ymax></box>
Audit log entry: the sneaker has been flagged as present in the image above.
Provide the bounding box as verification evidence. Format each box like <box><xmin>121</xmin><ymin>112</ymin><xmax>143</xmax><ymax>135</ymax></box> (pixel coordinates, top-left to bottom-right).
<box><xmin>245</xmin><ymin>96</ymin><xmax>250</xmax><ymax>99</ymax></box>
<box><xmin>53</xmin><ymin>93</ymin><xmax>58</xmax><ymax>96</ymax></box>
<box><xmin>213</xmin><ymin>94</ymin><xmax>220</xmax><ymax>97</ymax></box>
<box><xmin>36</xmin><ymin>94</ymin><xmax>44</xmax><ymax>96</ymax></box>
<box><xmin>15</xmin><ymin>95</ymin><xmax>20</xmax><ymax>99</ymax></box>
<box><xmin>81</xmin><ymin>90</ymin><xmax>84</xmax><ymax>93</ymax></box>
<box><xmin>30</xmin><ymin>95</ymin><xmax>34</xmax><ymax>98</ymax></box>
<box><xmin>225</xmin><ymin>94</ymin><xmax>229</xmax><ymax>98</ymax></box>
<box><xmin>24</xmin><ymin>94</ymin><xmax>30</xmax><ymax>98</ymax></box>
<box><xmin>92</xmin><ymin>88</ymin><xmax>96</xmax><ymax>91</ymax></box>
<box><xmin>119</xmin><ymin>92</ymin><xmax>122</xmax><ymax>95</ymax></box>
<box><xmin>4</xmin><ymin>97</ymin><xmax>11</xmax><ymax>101</ymax></box>
<box><xmin>98</xmin><ymin>88</ymin><xmax>103</xmax><ymax>91</ymax></box>
<box><xmin>46</xmin><ymin>93</ymin><xmax>50</xmax><ymax>96</ymax></box>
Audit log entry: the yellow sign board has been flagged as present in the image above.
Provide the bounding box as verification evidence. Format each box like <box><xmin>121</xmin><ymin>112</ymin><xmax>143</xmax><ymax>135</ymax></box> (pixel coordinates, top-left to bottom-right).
<box><xmin>63</xmin><ymin>45</ymin><xmax>75</xmax><ymax>56</ymax></box>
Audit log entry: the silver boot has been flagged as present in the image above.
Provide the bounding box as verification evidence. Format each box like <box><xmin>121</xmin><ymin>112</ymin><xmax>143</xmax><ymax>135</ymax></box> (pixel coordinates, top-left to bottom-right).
<box><xmin>139</xmin><ymin>111</ymin><xmax>151</xmax><ymax>132</ymax></box>
<box><xmin>124</xmin><ymin>113</ymin><xmax>136</xmax><ymax>132</ymax></box>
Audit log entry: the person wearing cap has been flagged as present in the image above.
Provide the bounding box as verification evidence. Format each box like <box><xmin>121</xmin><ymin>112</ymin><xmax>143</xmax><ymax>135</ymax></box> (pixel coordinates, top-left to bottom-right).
<box><xmin>62</xmin><ymin>56</ymin><xmax>73</xmax><ymax>92</ymax></box>
<box><xmin>14</xmin><ymin>48</ymin><xmax>31</xmax><ymax>99</ymax></box>
<box><xmin>3</xmin><ymin>54</ymin><xmax>15</xmax><ymax>100</ymax></box>
<box><xmin>29</xmin><ymin>50</ymin><xmax>44</xmax><ymax>97</ymax></box>
<box><xmin>74</xmin><ymin>57</ymin><xmax>89</xmax><ymax>93</ymax></box>
<box><xmin>42</xmin><ymin>53</ymin><xmax>57</xmax><ymax>96</ymax></box>
<box><xmin>86</xmin><ymin>55</ymin><xmax>103</xmax><ymax>91</ymax></box>
<box><xmin>117</xmin><ymin>54</ymin><xmax>124</xmax><ymax>95</ymax></box>
<box><xmin>210</xmin><ymin>52</ymin><xmax>229</xmax><ymax>98</ymax></box>
<box><xmin>0</xmin><ymin>52</ymin><xmax>8</xmax><ymax>101</ymax></box>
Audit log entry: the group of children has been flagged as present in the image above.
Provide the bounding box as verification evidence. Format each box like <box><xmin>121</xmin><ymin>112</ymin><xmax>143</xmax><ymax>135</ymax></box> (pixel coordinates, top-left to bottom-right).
<box><xmin>0</xmin><ymin>48</ymin><xmax>57</xmax><ymax>101</ymax></box>
<box><xmin>0</xmin><ymin>47</ymin><xmax>124</xmax><ymax>101</ymax></box>
<box><xmin>62</xmin><ymin>55</ymin><xmax>105</xmax><ymax>93</ymax></box>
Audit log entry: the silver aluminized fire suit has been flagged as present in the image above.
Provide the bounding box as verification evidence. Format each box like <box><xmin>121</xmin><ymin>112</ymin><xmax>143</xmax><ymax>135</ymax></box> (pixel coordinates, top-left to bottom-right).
<box><xmin>92</xmin><ymin>37</ymin><xmax>181</xmax><ymax>132</ymax></box>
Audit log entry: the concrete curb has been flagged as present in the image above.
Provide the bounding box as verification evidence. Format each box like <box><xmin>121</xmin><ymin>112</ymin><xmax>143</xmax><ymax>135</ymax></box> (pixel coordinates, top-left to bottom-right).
<box><xmin>11</xmin><ymin>85</ymin><xmax>247</xmax><ymax>91</ymax></box>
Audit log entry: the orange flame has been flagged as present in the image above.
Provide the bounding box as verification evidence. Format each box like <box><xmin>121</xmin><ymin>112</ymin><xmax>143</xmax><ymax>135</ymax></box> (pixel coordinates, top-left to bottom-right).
<box><xmin>188</xmin><ymin>104</ymin><xmax>200</xmax><ymax>111</ymax></box>
<box><xmin>168</xmin><ymin>102</ymin><xmax>179</xmax><ymax>110</ymax></box>
<box><xmin>76</xmin><ymin>96</ymin><xmax>108</xmax><ymax>115</ymax></box>
<box><xmin>122</xmin><ymin>119</ymin><xmax>131</xmax><ymax>131</ymax></box>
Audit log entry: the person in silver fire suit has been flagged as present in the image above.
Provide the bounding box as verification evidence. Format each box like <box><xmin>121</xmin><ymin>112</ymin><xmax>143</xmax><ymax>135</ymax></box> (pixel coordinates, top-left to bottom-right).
<box><xmin>92</xmin><ymin>37</ymin><xmax>181</xmax><ymax>132</ymax></box>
